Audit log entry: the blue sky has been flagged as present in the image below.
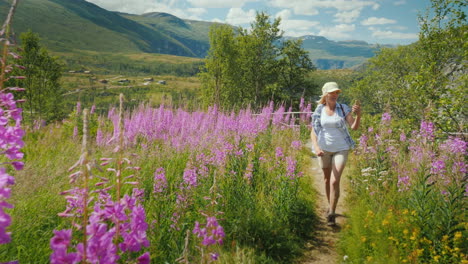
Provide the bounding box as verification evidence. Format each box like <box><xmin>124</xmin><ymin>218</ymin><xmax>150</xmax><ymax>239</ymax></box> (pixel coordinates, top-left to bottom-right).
<box><xmin>84</xmin><ymin>0</ymin><xmax>431</xmax><ymax>45</ymax></box>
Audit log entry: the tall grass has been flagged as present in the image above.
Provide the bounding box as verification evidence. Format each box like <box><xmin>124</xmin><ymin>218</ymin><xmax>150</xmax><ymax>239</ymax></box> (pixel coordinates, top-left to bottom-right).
<box><xmin>339</xmin><ymin>113</ymin><xmax>467</xmax><ymax>263</ymax></box>
<box><xmin>1</xmin><ymin>101</ymin><xmax>317</xmax><ymax>263</ymax></box>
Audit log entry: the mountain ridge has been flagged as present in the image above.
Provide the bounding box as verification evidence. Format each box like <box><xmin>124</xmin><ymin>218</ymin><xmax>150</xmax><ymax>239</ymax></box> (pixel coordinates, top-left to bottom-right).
<box><xmin>1</xmin><ymin>0</ymin><xmax>393</xmax><ymax>69</ymax></box>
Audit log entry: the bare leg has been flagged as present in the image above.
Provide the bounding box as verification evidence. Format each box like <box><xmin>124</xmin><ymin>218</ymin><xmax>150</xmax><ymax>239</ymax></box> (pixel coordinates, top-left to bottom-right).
<box><xmin>330</xmin><ymin>158</ymin><xmax>346</xmax><ymax>215</ymax></box>
<box><xmin>322</xmin><ymin>168</ymin><xmax>332</xmax><ymax>209</ymax></box>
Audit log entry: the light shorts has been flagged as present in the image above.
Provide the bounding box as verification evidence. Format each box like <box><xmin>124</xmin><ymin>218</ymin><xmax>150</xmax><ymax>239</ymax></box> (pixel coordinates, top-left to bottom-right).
<box><xmin>318</xmin><ymin>150</ymin><xmax>349</xmax><ymax>169</ymax></box>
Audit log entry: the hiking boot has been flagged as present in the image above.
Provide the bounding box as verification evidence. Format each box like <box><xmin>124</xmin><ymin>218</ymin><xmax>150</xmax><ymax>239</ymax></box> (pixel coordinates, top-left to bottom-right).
<box><xmin>327</xmin><ymin>213</ymin><xmax>336</xmax><ymax>226</ymax></box>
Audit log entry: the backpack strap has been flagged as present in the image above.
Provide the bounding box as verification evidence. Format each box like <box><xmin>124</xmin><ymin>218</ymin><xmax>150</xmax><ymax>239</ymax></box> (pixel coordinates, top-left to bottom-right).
<box><xmin>339</xmin><ymin>104</ymin><xmax>346</xmax><ymax>117</ymax></box>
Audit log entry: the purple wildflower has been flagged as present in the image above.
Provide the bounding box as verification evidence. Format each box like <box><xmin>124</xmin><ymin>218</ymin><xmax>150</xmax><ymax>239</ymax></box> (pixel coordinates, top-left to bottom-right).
<box><xmin>193</xmin><ymin>216</ymin><xmax>225</xmax><ymax>247</ymax></box>
<box><xmin>452</xmin><ymin>161</ymin><xmax>467</xmax><ymax>175</ymax></box>
<box><xmin>76</xmin><ymin>102</ymin><xmax>81</xmax><ymax>114</ymax></box>
<box><xmin>440</xmin><ymin>137</ymin><xmax>467</xmax><ymax>155</ymax></box>
<box><xmin>397</xmin><ymin>170</ymin><xmax>411</xmax><ymax>192</ymax></box>
<box><xmin>286</xmin><ymin>156</ymin><xmax>298</xmax><ymax>179</ymax></box>
<box><xmin>50</xmin><ymin>229</ymin><xmax>81</xmax><ymax>264</ymax></box>
<box><xmin>291</xmin><ymin>140</ymin><xmax>301</xmax><ymax>150</ymax></box>
<box><xmin>381</xmin><ymin>112</ymin><xmax>391</xmax><ymax>124</ymax></box>
<box><xmin>244</xmin><ymin>163</ymin><xmax>253</xmax><ymax>182</ymax></box>
<box><xmin>420</xmin><ymin>120</ymin><xmax>435</xmax><ymax>141</ymax></box>
<box><xmin>137</xmin><ymin>252</ymin><xmax>150</xmax><ymax>264</ymax></box>
<box><xmin>153</xmin><ymin>167</ymin><xmax>167</xmax><ymax>193</ymax></box>
<box><xmin>210</xmin><ymin>252</ymin><xmax>220</xmax><ymax>260</ymax></box>
<box><xmin>359</xmin><ymin>134</ymin><xmax>368</xmax><ymax>149</ymax></box>
<box><xmin>400</xmin><ymin>132</ymin><xmax>406</xmax><ymax>142</ymax></box>
<box><xmin>430</xmin><ymin>160</ymin><xmax>446</xmax><ymax>177</ymax></box>
<box><xmin>183</xmin><ymin>166</ymin><xmax>198</xmax><ymax>188</ymax></box>
<box><xmin>275</xmin><ymin>147</ymin><xmax>284</xmax><ymax>159</ymax></box>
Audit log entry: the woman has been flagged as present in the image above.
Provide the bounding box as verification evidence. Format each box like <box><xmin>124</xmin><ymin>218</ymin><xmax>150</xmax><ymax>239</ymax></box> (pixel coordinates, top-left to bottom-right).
<box><xmin>310</xmin><ymin>82</ymin><xmax>361</xmax><ymax>226</ymax></box>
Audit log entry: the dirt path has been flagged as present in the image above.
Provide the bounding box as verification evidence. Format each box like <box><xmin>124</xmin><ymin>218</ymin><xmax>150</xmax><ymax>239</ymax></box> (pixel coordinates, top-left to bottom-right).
<box><xmin>296</xmin><ymin>154</ymin><xmax>348</xmax><ymax>264</ymax></box>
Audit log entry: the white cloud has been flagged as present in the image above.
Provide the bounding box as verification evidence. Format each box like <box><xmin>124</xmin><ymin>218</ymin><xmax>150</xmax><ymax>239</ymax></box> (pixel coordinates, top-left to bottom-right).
<box><xmin>269</xmin><ymin>0</ymin><xmax>379</xmax><ymax>15</ymax></box>
<box><xmin>187</xmin><ymin>0</ymin><xmax>255</xmax><ymax>8</ymax></box>
<box><xmin>388</xmin><ymin>25</ymin><xmax>408</xmax><ymax>31</ymax></box>
<box><xmin>371</xmin><ymin>30</ymin><xmax>418</xmax><ymax>40</ymax></box>
<box><xmin>225</xmin><ymin>8</ymin><xmax>257</xmax><ymax>25</ymax></box>
<box><xmin>394</xmin><ymin>0</ymin><xmax>406</xmax><ymax>6</ymax></box>
<box><xmin>334</xmin><ymin>9</ymin><xmax>362</xmax><ymax>23</ymax></box>
<box><xmin>85</xmin><ymin>0</ymin><xmax>195</xmax><ymax>18</ymax></box>
<box><xmin>187</xmin><ymin>8</ymin><xmax>207</xmax><ymax>17</ymax></box>
<box><xmin>280</xmin><ymin>19</ymin><xmax>320</xmax><ymax>32</ymax></box>
<box><xmin>211</xmin><ymin>18</ymin><xmax>224</xmax><ymax>23</ymax></box>
<box><xmin>318</xmin><ymin>24</ymin><xmax>356</xmax><ymax>39</ymax></box>
<box><xmin>361</xmin><ymin>17</ymin><xmax>397</xmax><ymax>26</ymax></box>
<box><xmin>275</xmin><ymin>9</ymin><xmax>292</xmax><ymax>20</ymax></box>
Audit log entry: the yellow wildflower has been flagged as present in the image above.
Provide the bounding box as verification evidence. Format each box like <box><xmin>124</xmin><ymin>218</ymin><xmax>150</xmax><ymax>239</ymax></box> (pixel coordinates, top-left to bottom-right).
<box><xmin>433</xmin><ymin>255</ymin><xmax>441</xmax><ymax>262</ymax></box>
<box><xmin>361</xmin><ymin>236</ymin><xmax>367</xmax><ymax>242</ymax></box>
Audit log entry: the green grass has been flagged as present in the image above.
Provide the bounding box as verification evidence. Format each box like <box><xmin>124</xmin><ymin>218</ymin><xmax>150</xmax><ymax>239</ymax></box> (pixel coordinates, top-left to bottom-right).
<box><xmin>1</xmin><ymin>109</ymin><xmax>319</xmax><ymax>263</ymax></box>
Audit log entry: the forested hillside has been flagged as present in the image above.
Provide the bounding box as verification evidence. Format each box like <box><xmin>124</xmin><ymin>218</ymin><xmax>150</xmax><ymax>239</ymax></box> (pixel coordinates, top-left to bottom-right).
<box><xmin>0</xmin><ymin>0</ymin><xmax>390</xmax><ymax>69</ymax></box>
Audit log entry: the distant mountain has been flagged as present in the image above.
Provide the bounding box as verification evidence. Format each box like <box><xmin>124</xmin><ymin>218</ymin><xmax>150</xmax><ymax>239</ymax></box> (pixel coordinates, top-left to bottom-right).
<box><xmin>1</xmin><ymin>0</ymin><xmax>393</xmax><ymax>69</ymax></box>
<box><xmin>2</xmin><ymin>0</ymin><xmax>210</xmax><ymax>57</ymax></box>
<box><xmin>288</xmin><ymin>35</ymin><xmax>394</xmax><ymax>69</ymax></box>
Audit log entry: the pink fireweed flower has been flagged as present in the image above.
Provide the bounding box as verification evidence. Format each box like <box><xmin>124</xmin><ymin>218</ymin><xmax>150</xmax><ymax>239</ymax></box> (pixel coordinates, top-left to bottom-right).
<box><xmin>440</xmin><ymin>137</ymin><xmax>467</xmax><ymax>155</ymax></box>
<box><xmin>153</xmin><ymin>167</ymin><xmax>167</xmax><ymax>193</ymax></box>
<box><xmin>244</xmin><ymin>163</ymin><xmax>254</xmax><ymax>182</ymax></box>
<box><xmin>359</xmin><ymin>134</ymin><xmax>368</xmax><ymax>149</ymax></box>
<box><xmin>76</xmin><ymin>102</ymin><xmax>81</xmax><ymax>114</ymax></box>
<box><xmin>119</xmin><ymin>204</ymin><xmax>150</xmax><ymax>252</ymax></box>
<box><xmin>286</xmin><ymin>156</ymin><xmax>298</xmax><ymax>179</ymax></box>
<box><xmin>430</xmin><ymin>160</ymin><xmax>446</xmax><ymax>178</ymax></box>
<box><xmin>193</xmin><ymin>216</ymin><xmax>225</xmax><ymax>247</ymax></box>
<box><xmin>234</xmin><ymin>149</ymin><xmax>244</xmax><ymax>157</ymax></box>
<box><xmin>50</xmin><ymin>229</ymin><xmax>81</xmax><ymax>264</ymax></box>
<box><xmin>210</xmin><ymin>252</ymin><xmax>220</xmax><ymax>260</ymax></box>
<box><xmin>381</xmin><ymin>112</ymin><xmax>391</xmax><ymax>125</ymax></box>
<box><xmin>275</xmin><ymin>147</ymin><xmax>284</xmax><ymax>159</ymax></box>
<box><xmin>137</xmin><ymin>252</ymin><xmax>150</xmax><ymax>264</ymax></box>
<box><xmin>183</xmin><ymin>166</ymin><xmax>198</xmax><ymax>188</ymax></box>
<box><xmin>90</xmin><ymin>104</ymin><xmax>96</xmax><ymax>114</ymax></box>
<box><xmin>291</xmin><ymin>140</ymin><xmax>301</xmax><ymax>150</ymax></box>
<box><xmin>420</xmin><ymin>121</ymin><xmax>435</xmax><ymax>141</ymax></box>
<box><xmin>452</xmin><ymin>161</ymin><xmax>467</xmax><ymax>175</ymax></box>
<box><xmin>245</xmin><ymin>143</ymin><xmax>254</xmax><ymax>152</ymax></box>
<box><xmin>400</xmin><ymin>132</ymin><xmax>406</xmax><ymax>142</ymax></box>
<box><xmin>397</xmin><ymin>174</ymin><xmax>410</xmax><ymax>192</ymax></box>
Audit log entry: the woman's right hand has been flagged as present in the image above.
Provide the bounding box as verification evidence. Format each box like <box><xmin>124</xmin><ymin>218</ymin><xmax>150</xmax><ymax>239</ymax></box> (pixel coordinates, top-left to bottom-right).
<box><xmin>314</xmin><ymin>146</ymin><xmax>324</xmax><ymax>156</ymax></box>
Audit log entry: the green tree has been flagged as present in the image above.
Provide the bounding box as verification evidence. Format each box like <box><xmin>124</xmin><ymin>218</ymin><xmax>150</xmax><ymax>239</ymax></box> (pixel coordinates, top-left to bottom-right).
<box><xmin>414</xmin><ymin>0</ymin><xmax>467</xmax><ymax>134</ymax></box>
<box><xmin>12</xmin><ymin>31</ymin><xmax>65</xmax><ymax>124</ymax></box>
<box><xmin>237</xmin><ymin>12</ymin><xmax>282</xmax><ymax>105</ymax></box>
<box><xmin>200</xmin><ymin>12</ymin><xmax>316</xmax><ymax>109</ymax></box>
<box><xmin>199</xmin><ymin>24</ymin><xmax>239</xmax><ymax>107</ymax></box>
<box><xmin>277</xmin><ymin>39</ymin><xmax>316</xmax><ymax>104</ymax></box>
<box><xmin>348</xmin><ymin>0</ymin><xmax>466</xmax><ymax>134</ymax></box>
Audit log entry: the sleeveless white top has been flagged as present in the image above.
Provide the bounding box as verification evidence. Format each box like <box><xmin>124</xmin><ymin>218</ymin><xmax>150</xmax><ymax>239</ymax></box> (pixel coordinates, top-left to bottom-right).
<box><xmin>317</xmin><ymin>107</ymin><xmax>349</xmax><ymax>152</ymax></box>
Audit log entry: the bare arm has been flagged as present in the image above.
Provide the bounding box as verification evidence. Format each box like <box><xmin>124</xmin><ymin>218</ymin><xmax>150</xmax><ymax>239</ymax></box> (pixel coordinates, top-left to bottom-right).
<box><xmin>346</xmin><ymin>104</ymin><xmax>361</xmax><ymax>130</ymax></box>
<box><xmin>310</xmin><ymin>127</ymin><xmax>324</xmax><ymax>156</ymax></box>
